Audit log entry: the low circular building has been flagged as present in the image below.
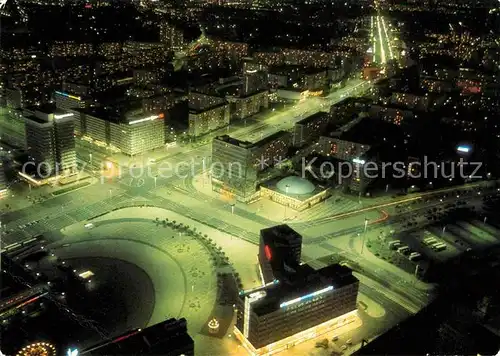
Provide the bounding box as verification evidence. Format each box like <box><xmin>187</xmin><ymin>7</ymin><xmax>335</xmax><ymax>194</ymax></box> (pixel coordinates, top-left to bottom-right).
<box><xmin>260</xmin><ymin>175</ymin><xmax>330</xmax><ymax>212</ymax></box>
<box><xmin>276</xmin><ymin>176</ymin><xmax>316</xmax><ymax>196</ymax></box>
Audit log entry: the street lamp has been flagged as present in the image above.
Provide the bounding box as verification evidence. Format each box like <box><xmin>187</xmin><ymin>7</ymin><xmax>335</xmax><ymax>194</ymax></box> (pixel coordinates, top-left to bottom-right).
<box><xmin>154</xmin><ymin>175</ymin><xmax>157</xmax><ymax>188</ymax></box>
<box><xmin>361</xmin><ymin>218</ymin><xmax>369</xmax><ymax>255</ymax></box>
<box><xmin>231</xmin><ymin>204</ymin><xmax>235</xmax><ymax>215</ymax></box>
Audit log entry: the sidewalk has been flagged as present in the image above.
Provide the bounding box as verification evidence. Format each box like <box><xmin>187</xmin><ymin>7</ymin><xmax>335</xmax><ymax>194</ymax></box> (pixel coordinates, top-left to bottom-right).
<box><xmin>1</xmin><ymin>175</ymin><xmax>97</xmax><ymax>214</ymax></box>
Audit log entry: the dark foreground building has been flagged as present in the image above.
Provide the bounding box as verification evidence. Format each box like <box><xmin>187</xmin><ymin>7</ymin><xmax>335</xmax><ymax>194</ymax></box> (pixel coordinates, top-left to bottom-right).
<box><xmin>235</xmin><ymin>225</ymin><xmax>359</xmax><ymax>355</ymax></box>
<box><xmin>84</xmin><ymin>318</ymin><xmax>194</xmax><ymax>355</ymax></box>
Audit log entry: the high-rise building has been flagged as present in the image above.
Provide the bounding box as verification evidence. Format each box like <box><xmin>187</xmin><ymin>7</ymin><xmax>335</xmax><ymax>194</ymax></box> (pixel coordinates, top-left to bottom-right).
<box><xmin>78</xmin><ymin>108</ymin><xmax>166</xmax><ymax>156</ymax></box>
<box><xmin>23</xmin><ymin>107</ymin><xmax>76</xmax><ymax>178</ymax></box>
<box><xmin>188</xmin><ymin>92</ymin><xmax>230</xmax><ymax>137</ymax></box>
<box><xmin>211</xmin><ymin>135</ymin><xmax>258</xmax><ymax>202</ymax></box>
<box><xmin>211</xmin><ymin>131</ymin><xmax>292</xmax><ymax>202</ymax></box>
<box><xmin>235</xmin><ymin>225</ymin><xmax>359</xmax><ymax>355</ymax></box>
<box><xmin>259</xmin><ymin>225</ymin><xmax>302</xmax><ymax>284</ymax></box>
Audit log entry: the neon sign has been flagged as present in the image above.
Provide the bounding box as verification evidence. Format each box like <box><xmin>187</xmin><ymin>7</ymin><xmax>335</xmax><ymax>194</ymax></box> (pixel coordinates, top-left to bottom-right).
<box><xmin>280</xmin><ymin>286</ymin><xmax>333</xmax><ymax>308</ymax></box>
<box><xmin>55</xmin><ymin>91</ymin><xmax>81</xmax><ymax>101</ymax></box>
<box><xmin>264</xmin><ymin>245</ymin><xmax>272</xmax><ymax>261</ymax></box>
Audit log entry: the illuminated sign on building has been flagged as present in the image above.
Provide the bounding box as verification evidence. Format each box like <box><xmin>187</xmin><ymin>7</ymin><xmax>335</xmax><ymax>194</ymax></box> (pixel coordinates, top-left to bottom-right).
<box><xmin>128</xmin><ymin>113</ymin><xmax>164</xmax><ymax>125</ymax></box>
<box><xmin>55</xmin><ymin>91</ymin><xmax>81</xmax><ymax>101</ymax></box>
<box><xmin>279</xmin><ymin>286</ymin><xmax>334</xmax><ymax>308</ymax></box>
<box><xmin>457</xmin><ymin>145</ymin><xmax>471</xmax><ymax>153</ymax></box>
<box><xmin>264</xmin><ymin>245</ymin><xmax>272</xmax><ymax>261</ymax></box>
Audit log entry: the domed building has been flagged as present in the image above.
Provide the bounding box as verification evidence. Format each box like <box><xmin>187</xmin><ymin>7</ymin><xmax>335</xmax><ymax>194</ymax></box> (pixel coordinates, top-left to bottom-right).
<box><xmin>260</xmin><ymin>175</ymin><xmax>330</xmax><ymax>211</ymax></box>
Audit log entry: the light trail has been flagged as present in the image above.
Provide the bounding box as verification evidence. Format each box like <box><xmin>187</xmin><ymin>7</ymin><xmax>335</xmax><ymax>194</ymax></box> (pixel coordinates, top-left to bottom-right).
<box><xmin>371</xmin><ymin>16</ymin><xmax>376</xmax><ymax>62</ymax></box>
<box><xmin>376</xmin><ymin>16</ymin><xmax>386</xmax><ymax>64</ymax></box>
<box><xmin>320</xmin><ymin>196</ymin><xmax>422</xmax><ymax>222</ymax></box>
<box><xmin>317</xmin><ymin>179</ymin><xmax>494</xmax><ymax>223</ymax></box>
<box><xmin>381</xmin><ymin>16</ymin><xmax>394</xmax><ymax>60</ymax></box>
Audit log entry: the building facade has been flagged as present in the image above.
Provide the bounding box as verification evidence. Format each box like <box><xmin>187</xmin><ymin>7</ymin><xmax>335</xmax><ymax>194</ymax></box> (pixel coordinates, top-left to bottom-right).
<box><xmin>235</xmin><ymin>225</ymin><xmax>359</xmax><ymax>355</ymax></box>
<box><xmin>78</xmin><ymin>109</ymin><xmax>166</xmax><ymax>156</ymax></box>
<box><xmin>226</xmin><ymin>90</ymin><xmax>269</xmax><ymax>121</ymax></box>
<box><xmin>211</xmin><ymin>135</ymin><xmax>258</xmax><ymax>202</ymax></box>
<box><xmin>109</xmin><ymin>114</ymin><xmax>165</xmax><ymax>156</ymax></box>
<box><xmin>211</xmin><ymin>131</ymin><xmax>292</xmax><ymax>202</ymax></box>
<box><xmin>292</xmin><ymin>112</ymin><xmax>331</xmax><ymax>147</ymax></box>
<box><xmin>23</xmin><ymin>109</ymin><xmax>76</xmax><ymax>178</ymax></box>
<box><xmin>188</xmin><ymin>92</ymin><xmax>230</xmax><ymax>137</ymax></box>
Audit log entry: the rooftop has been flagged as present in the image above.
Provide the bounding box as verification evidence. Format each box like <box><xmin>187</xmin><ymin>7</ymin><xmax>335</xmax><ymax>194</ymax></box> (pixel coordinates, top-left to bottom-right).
<box><xmin>276</xmin><ymin>176</ymin><xmax>316</xmax><ymax>195</ymax></box>
<box><xmin>251</xmin><ymin>264</ymin><xmax>358</xmax><ymax>316</ymax></box>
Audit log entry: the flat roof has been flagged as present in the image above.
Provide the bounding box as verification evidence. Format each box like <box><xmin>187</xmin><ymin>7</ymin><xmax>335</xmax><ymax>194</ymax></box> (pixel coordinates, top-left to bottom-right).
<box><xmin>296</xmin><ymin>111</ymin><xmax>328</xmax><ymax>125</ymax></box>
<box><xmin>189</xmin><ymin>102</ymin><xmax>228</xmax><ymax>114</ymax></box>
<box><xmin>261</xmin><ymin>180</ymin><xmax>326</xmax><ymax>201</ymax></box>
<box><xmin>251</xmin><ymin>264</ymin><xmax>358</xmax><ymax>316</ymax></box>
<box><xmin>253</xmin><ymin>130</ymin><xmax>290</xmax><ymax>147</ymax></box>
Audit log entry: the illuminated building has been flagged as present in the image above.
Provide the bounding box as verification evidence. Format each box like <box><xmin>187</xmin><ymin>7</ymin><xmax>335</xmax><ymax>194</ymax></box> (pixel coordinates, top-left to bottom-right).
<box><xmin>259</xmin><ymin>176</ymin><xmax>330</xmax><ymax>211</ymax></box>
<box><xmin>133</xmin><ymin>68</ymin><xmax>160</xmax><ymax>86</ymax></box>
<box><xmin>390</xmin><ymin>92</ymin><xmax>432</xmax><ymax>111</ymax></box>
<box><xmin>5</xmin><ymin>87</ymin><xmax>24</xmax><ymax>109</ymax></box>
<box><xmin>292</xmin><ymin>112</ymin><xmax>331</xmax><ymax>147</ymax></box>
<box><xmin>159</xmin><ymin>22</ymin><xmax>184</xmax><ymax>50</ymax></box>
<box><xmin>15</xmin><ymin>342</ymin><xmax>56</xmax><ymax>356</ymax></box>
<box><xmin>369</xmin><ymin>104</ymin><xmax>416</xmax><ymax>125</ymax></box>
<box><xmin>82</xmin><ymin>318</ymin><xmax>194</xmax><ymax>356</ymax></box>
<box><xmin>0</xmin><ymin>109</ymin><xmax>26</xmax><ymax>148</ymax></box>
<box><xmin>302</xmin><ymin>68</ymin><xmax>328</xmax><ymax>91</ymax></box>
<box><xmin>235</xmin><ymin>225</ymin><xmax>359</xmax><ymax>354</ymax></box>
<box><xmin>211</xmin><ymin>135</ymin><xmax>259</xmax><ymax>202</ymax></box>
<box><xmin>317</xmin><ymin>137</ymin><xmax>371</xmax><ymax>161</ymax></box>
<box><xmin>109</xmin><ymin>113</ymin><xmax>165</xmax><ymax>156</ymax></box>
<box><xmin>259</xmin><ymin>225</ymin><xmax>302</xmax><ymax>283</ymax></box>
<box><xmin>188</xmin><ymin>92</ymin><xmax>230</xmax><ymax>137</ymax></box>
<box><xmin>363</xmin><ymin>66</ymin><xmax>380</xmax><ymax>80</ymax></box>
<box><xmin>78</xmin><ymin>108</ymin><xmax>166</xmax><ymax>156</ymax></box>
<box><xmin>54</xmin><ymin>91</ymin><xmax>89</xmax><ymax>129</ymax></box>
<box><xmin>22</xmin><ymin>107</ymin><xmax>76</xmax><ymax>179</ymax></box>
<box><xmin>211</xmin><ymin>131</ymin><xmax>292</xmax><ymax>202</ymax></box>
<box><xmin>212</xmin><ymin>40</ymin><xmax>248</xmax><ymax>60</ymax></box>
<box><xmin>0</xmin><ymin>162</ymin><xmax>7</xmax><ymax>199</ymax></box>
<box><xmin>223</xmin><ymin>86</ymin><xmax>269</xmax><ymax>121</ymax></box>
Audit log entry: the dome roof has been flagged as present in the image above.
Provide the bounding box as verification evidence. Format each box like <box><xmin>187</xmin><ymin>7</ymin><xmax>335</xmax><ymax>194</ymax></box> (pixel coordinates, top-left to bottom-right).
<box><xmin>276</xmin><ymin>176</ymin><xmax>315</xmax><ymax>195</ymax></box>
